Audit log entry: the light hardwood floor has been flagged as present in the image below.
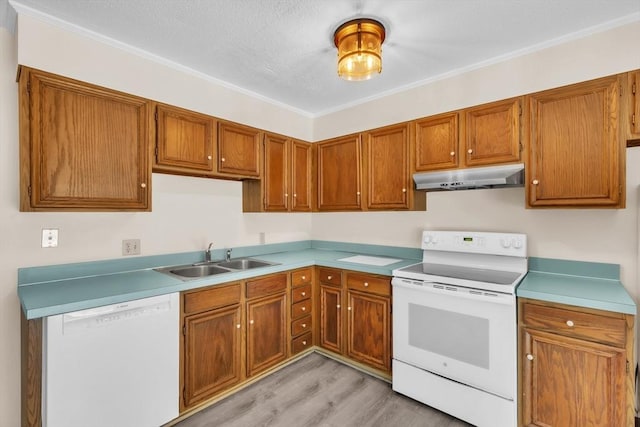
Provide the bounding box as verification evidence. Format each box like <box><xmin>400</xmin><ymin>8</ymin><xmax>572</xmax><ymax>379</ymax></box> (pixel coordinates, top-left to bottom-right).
<box><xmin>175</xmin><ymin>352</ymin><xmax>472</xmax><ymax>427</ymax></box>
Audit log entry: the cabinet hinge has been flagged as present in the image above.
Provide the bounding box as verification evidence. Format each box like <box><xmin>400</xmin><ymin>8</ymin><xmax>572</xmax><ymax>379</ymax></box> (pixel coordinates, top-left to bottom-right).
<box><xmin>27</xmin><ymin>185</ymin><xmax>32</xmax><ymax>197</ymax></box>
<box><xmin>154</xmin><ymin>111</ymin><xmax>158</xmax><ymax>121</ymax></box>
<box><xmin>26</xmin><ymin>80</ymin><xmax>31</xmax><ymax>94</ymax></box>
<box><xmin>155</xmin><ymin>145</ymin><xmax>159</xmax><ymax>157</ymax></box>
<box><xmin>518</xmin><ymin>104</ymin><xmax>522</xmax><ymax>116</ymax></box>
<box><xmin>632</xmin><ymin>82</ymin><xmax>636</xmax><ymax>95</ymax></box>
<box><xmin>182</xmin><ymin>386</ymin><xmax>186</xmax><ymax>403</ymax></box>
<box><xmin>633</xmin><ymin>113</ymin><xmax>636</xmax><ymax>126</ymax></box>
<box><xmin>626</xmin><ymin>360</ymin><xmax>630</xmax><ymax>374</ymax></box>
<box><xmin>182</xmin><ymin>324</ymin><xmax>186</xmax><ymax>336</ymax></box>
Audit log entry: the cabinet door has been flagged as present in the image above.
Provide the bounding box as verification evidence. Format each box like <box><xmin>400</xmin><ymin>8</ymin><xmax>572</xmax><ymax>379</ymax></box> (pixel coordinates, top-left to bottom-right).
<box><xmin>364</xmin><ymin>123</ymin><xmax>410</xmax><ymax>210</ymax></box>
<box><xmin>290</xmin><ymin>140</ymin><xmax>312</xmax><ymax>211</ymax></box>
<box><xmin>319</xmin><ymin>284</ymin><xmax>343</xmax><ymax>354</ymax></box>
<box><xmin>155</xmin><ymin>104</ymin><xmax>215</xmax><ymax>175</ymax></box>
<box><xmin>263</xmin><ymin>134</ymin><xmax>289</xmax><ymax>211</ymax></box>
<box><xmin>246</xmin><ymin>293</ymin><xmax>287</xmax><ymax>377</ymax></box>
<box><xmin>414</xmin><ymin>112</ymin><xmax>459</xmax><ymax>171</ymax></box>
<box><xmin>20</xmin><ymin>68</ymin><xmax>151</xmax><ymax>211</ymax></box>
<box><xmin>464</xmin><ymin>98</ymin><xmax>521</xmax><ymax>166</ymax></box>
<box><xmin>183</xmin><ymin>305</ymin><xmax>242</xmax><ymax>409</ymax></box>
<box><xmin>527</xmin><ymin>76</ymin><xmax>623</xmax><ymax>207</ymax></box>
<box><xmin>629</xmin><ymin>70</ymin><xmax>640</xmax><ymax>140</ymax></box>
<box><xmin>347</xmin><ymin>291</ymin><xmax>390</xmax><ymax>372</ymax></box>
<box><xmin>217</xmin><ymin>121</ymin><xmax>262</xmax><ymax>178</ymax></box>
<box><xmin>522</xmin><ymin>328</ymin><xmax>626</xmax><ymax>427</ymax></box>
<box><xmin>317</xmin><ymin>135</ymin><xmax>362</xmax><ymax>210</ymax></box>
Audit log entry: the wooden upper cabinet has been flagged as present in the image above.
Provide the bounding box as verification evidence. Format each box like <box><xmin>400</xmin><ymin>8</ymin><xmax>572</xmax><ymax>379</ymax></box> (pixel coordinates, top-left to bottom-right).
<box><xmin>154</xmin><ymin>104</ymin><xmax>216</xmax><ymax>175</ymax></box>
<box><xmin>628</xmin><ymin>70</ymin><xmax>640</xmax><ymax>140</ymax></box>
<box><xmin>527</xmin><ymin>75</ymin><xmax>624</xmax><ymax>208</ymax></box>
<box><xmin>414</xmin><ymin>112</ymin><xmax>459</xmax><ymax>171</ymax></box>
<box><xmin>243</xmin><ymin>136</ymin><xmax>312</xmax><ymax>212</ymax></box>
<box><xmin>217</xmin><ymin>121</ymin><xmax>262</xmax><ymax>178</ymax></box>
<box><xmin>263</xmin><ymin>133</ymin><xmax>289</xmax><ymax>211</ymax></box>
<box><xmin>290</xmin><ymin>140</ymin><xmax>313</xmax><ymax>211</ymax></box>
<box><xmin>317</xmin><ymin>134</ymin><xmax>362</xmax><ymax>211</ymax></box>
<box><xmin>364</xmin><ymin>123</ymin><xmax>412</xmax><ymax>210</ymax></box>
<box><xmin>19</xmin><ymin>67</ymin><xmax>151</xmax><ymax>211</ymax></box>
<box><xmin>463</xmin><ymin>98</ymin><xmax>522</xmax><ymax>166</ymax></box>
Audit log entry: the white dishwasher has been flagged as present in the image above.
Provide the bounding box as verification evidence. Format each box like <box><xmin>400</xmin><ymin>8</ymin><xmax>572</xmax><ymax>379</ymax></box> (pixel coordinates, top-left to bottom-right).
<box><xmin>43</xmin><ymin>293</ymin><xmax>180</xmax><ymax>427</ymax></box>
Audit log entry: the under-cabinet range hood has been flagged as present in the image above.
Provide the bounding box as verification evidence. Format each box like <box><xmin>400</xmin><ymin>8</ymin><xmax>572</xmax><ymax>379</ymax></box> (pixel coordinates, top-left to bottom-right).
<box><xmin>413</xmin><ymin>163</ymin><xmax>525</xmax><ymax>191</ymax></box>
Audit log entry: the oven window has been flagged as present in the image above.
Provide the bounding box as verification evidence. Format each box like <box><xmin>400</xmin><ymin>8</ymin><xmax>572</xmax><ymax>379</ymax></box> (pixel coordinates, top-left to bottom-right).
<box><xmin>408</xmin><ymin>303</ymin><xmax>489</xmax><ymax>369</ymax></box>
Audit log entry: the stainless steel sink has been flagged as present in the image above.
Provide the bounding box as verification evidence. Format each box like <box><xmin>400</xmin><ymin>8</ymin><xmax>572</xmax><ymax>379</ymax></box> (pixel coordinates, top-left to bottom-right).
<box><xmin>154</xmin><ymin>257</ymin><xmax>279</xmax><ymax>280</ymax></box>
<box><xmin>168</xmin><ymin>264</ymin><xmax>231</xmax><ymax>278</ymax></box>
<box><xmin>214</xmin><ymin>258</ymin><xmax>276</xmax><ymax>270</ymax></box>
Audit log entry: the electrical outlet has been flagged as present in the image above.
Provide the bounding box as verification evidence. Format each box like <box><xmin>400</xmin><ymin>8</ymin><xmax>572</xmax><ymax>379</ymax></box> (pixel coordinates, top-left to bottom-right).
<box><xmin>122</xmin><ymin>239</ymin><xmax>141</xmax><ymax>256</ymax></box>
<box><xmin>42</xmin><ymin>229</ymin><xmax>59</xmax><ymax>248</ymax></box>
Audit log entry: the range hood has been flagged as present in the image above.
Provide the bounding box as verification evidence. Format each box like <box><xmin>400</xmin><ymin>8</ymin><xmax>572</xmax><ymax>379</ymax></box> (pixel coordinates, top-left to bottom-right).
<box><xmin>413</xmin><ymin>163</ymin><xmax>525</xmax><ymax>191</ymax></box>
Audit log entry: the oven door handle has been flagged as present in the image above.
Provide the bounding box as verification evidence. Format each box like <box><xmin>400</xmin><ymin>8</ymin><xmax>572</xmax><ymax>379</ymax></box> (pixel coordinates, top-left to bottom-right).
<box><xmin>391</xmin><ymin>278</ymin><xmax>515</xmax><ymax>305</ymax></box>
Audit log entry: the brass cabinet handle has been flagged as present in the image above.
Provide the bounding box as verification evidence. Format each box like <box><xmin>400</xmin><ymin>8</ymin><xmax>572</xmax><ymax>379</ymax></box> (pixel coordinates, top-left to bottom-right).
<box><xmin>532</xmin><ymin>179</ymin><xmax>539</xmax><ymax>185</ymax></box>
<box><xmin>526</xmin><ymin>354</ymin><xmax>534</xmax><ymax>361</ymax></box>
<box><xmin>467</xmin><ymin>149</ymin><xmax>473</xmax><ymax>154</ymax></box>
<box><xmin>302</xmin><ymin>341</ymin><xmax>307</xmax><ymax>345</ymax></box>
<box><xmin>302</xmin><ymin>324</ymin><xmax>306</xmax><ymax>328</ymax></box>
<box><xmin>249</xmin><ymin>319</ymin><xmax>254</xmax><ymax>325</ymax></box>
<box><xmin>207</xmin><ymin>155</ymin><xmax>212</xmax><ymax>160</ymax></box>
<box><xmin>566</xmin><ymin>320</ymin><xmax>574</xmax><ymax>327</ymax></box>
<box><xmin>302</xmin><ymin>275</ymin><xmax>306</xmax><ymax>280</ymax></box>
<box><xmin>301</xmin><ymin>307</ymin><xmax>306</xmax><ymax>311</ymax></box>
<box><xmin>140</xmin><ymin>183</ymin><xmax>147</xmax><ymax>188</ymax></box>
<box><xmin>364</xmin><ymin>282</ymin><xmax>369</xmax><ymax>287</ymax></box>
<box><xmin>221</xmin><ymin>157</ymin><xmax>226</xmax><ymax>162</ymax></box>
<box><xmin>236</xmin><ymin>324</ymin><xmax>241</xmax><ymax>329</ymax></box>
<box><xmin>301</xmin><ymin>292</ymin><xmax>306</xmax><ymax>296</ymax></box>
<box><xmin>327</xmin><ymin>275</ymin><xmax>332</xmax><ymax>280</ymax></box>
<box><xmin>336</xmin><ymin>304</ymin><xmax>341</xmax><ymax>309</ymax></box>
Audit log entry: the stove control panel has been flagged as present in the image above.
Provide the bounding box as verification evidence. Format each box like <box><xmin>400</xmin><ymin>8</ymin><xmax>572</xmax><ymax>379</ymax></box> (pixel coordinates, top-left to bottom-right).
<box><xmin>421</xmin><ymin>230</ymin><xmax>527</xmax><ymax>257</ymax></box>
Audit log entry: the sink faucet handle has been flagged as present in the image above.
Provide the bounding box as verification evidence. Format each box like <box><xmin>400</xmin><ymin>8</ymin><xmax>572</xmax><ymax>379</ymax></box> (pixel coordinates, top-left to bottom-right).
<box><xmin>226</xmin><ymin>248</ymin><xmax>232</xmax><ymax>261</ymax></box>
<box><xmin>207</xmin><ymin>242</ymin><xmax>213</xmax><ymax>251</ymax></box>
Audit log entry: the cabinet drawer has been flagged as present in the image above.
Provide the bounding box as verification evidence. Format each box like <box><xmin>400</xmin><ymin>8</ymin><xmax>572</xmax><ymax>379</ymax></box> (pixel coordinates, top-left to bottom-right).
<box><xmin>291</xmin><ymin>268</ymin><xmax>312</xmax><ymax>287</ymax></box>
<box><xmin>183</xmin><ymin>282</ymin><xmax>241</xmax><ymax>315</ymax></box>
<box><xmin>246</xmin><ymin>273</ymin><xmax>287</xmax><ymax>300</ymax></box>
<box><xmin>346</xmin><ymin>273</ymin><xmax>390</xmax><ymax>296</ymax></box>
<box><xmin>291</xmin><ymin>315</ymin><xmax>312</xmax><ymax>337</ymax></box>
<box><xmin>291</xmin><ymin>332</ymin><xmax>313</xmax><ymax>355</ymax></box>
<box><xmin>291</xmin><ymin>299</ymin><xmax>312</xmax><ymax>319</ymax></box>
<box><xmin>318</xmin><ymin>268</ymin><xmax>341</xmax><ymax>286</ymax></box>
<box><xmin>522</xmin><ymin>302</ymin><xmax>626</xmax><ymax>347</ymax></box>
<box><xmin>291</xmin><ymin>284</ymin><xmax>311</xmax><ymax>303</ymax></box>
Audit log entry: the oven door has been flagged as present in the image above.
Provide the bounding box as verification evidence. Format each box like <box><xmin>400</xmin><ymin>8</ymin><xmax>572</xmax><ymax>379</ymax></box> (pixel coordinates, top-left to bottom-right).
<box><xmin>392</xmin><ymin>277</ymin><xmax>516</xmax><ymax>399</ymax></box>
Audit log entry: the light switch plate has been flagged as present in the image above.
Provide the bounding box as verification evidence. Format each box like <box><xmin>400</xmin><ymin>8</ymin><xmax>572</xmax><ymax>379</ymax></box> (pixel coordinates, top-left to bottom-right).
<box><xmin>42</xmin><ymin>229</ymin><xmax>59</xmax><ymax>248</ymax></box>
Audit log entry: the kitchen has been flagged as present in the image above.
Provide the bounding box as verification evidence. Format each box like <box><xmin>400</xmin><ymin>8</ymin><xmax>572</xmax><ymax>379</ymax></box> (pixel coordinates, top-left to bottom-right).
<box><xmin>2</xmin><ymin>2</ymin><xmax>640</xmax><ymax>427</ymax></box>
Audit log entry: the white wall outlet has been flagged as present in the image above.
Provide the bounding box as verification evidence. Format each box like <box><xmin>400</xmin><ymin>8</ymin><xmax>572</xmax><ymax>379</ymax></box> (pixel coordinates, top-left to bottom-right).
<box><xmin>122</xmin><ymin>239</ymin><xmax>141</xmax><ymax>256</ymax></box>
<box><xmin>41</xmin><ymin>229</ymin><xmax>59</xmax><ymax>248</ymax></box>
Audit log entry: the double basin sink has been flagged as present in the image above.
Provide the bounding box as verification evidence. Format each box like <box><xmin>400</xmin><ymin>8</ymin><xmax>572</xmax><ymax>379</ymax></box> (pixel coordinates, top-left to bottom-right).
<box><xmin>155</xmin><ymin>258</ymin><xmax>279</xmax><ymax>280</ymax></box>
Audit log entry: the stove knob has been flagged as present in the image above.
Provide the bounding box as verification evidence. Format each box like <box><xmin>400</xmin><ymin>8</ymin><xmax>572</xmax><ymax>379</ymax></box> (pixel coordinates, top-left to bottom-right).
<box><xmin>424</xmin><ymin>235</ymin><xmax>432</xmax><ymax>244</ymax></box>
<box><xmin>513</xmin><ymin>239</ymin><xmax>523</xmax><ymax>249</ymax></box>
<box><xmin>501</xmin><ymin>238</ymin><xmax>511</xmax><ymax>248</ymax></box>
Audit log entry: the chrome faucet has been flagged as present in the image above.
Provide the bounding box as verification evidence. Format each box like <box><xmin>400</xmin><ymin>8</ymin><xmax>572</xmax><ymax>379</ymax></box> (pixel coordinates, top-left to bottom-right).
<box><xmin>205</xmin><ymin>242</ymin><xmax>213</xmax><ymax>262</ymax></box>
<box><xmin>226</xmin><ymin>248</ymin><xmax>232</xmax><ymax>262</ymax></box>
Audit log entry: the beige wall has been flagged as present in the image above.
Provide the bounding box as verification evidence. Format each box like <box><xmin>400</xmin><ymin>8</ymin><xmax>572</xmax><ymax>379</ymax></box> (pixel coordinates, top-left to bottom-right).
<box><xmin>1</xmin><ymin>11</ymin><xmax>639</xmax><ymax>427</ymax></box>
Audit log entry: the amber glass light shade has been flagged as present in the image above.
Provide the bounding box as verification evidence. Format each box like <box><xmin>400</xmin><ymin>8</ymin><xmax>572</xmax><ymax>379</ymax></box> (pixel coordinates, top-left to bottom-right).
<box><xmin>334</xmin><ymin>19</ymin><xmax>386</xmax><ymax>81</ymax></box>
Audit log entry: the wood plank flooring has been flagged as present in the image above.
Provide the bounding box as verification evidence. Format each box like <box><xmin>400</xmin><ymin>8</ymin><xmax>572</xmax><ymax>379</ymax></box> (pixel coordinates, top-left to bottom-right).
<box><xmin>175</xmin><ymin>352</ymin><xmax>472</xmax><ymax>427</ymax></box>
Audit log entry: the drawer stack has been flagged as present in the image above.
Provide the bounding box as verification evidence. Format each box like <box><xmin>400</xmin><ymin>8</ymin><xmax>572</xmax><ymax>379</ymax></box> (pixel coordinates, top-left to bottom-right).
<box><xmin>290</xmin><ymin>267</ymin><xmax>313</xmax><ymax>355</ymax></box>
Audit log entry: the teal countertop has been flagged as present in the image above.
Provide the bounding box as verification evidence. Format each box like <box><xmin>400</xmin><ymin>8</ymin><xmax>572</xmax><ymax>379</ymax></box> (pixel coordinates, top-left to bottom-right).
<box><xmin>18</xmin><ymin>240</ymin><xmax>421</xmax><ymax>320</ymax></box>
<box><xmin>517</xmin><ymin>257</ymin><xmax>636</xmax><ymax>315</ymax></box>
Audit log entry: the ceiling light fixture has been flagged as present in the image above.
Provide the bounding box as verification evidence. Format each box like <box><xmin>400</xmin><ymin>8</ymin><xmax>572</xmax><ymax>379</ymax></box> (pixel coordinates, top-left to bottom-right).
<box><xmin>333</xmin><ymin>18</ymin><xmax>386</xmax><ymax>81</ymax></box>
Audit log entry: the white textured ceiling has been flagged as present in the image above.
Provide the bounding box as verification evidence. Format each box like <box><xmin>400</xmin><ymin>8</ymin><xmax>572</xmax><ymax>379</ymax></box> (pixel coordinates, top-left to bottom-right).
<box><xmin>8</xmin><ymin>0</ymin><xmax>640</xmax><ymax>115</ymax></box>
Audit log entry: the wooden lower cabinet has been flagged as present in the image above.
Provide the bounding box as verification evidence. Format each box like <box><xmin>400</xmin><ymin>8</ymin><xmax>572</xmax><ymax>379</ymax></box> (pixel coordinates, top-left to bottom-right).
<box><xmin>290</xmin><ymin>267</ymin><xmax>313</xmax><ymax>355</ymax></box>
<box><xmin>183</xmin><ymin>305</ymin><xmax>242</xmax><ymax>409</ymax></box>
<box><xmin>181</xmin><ymin>282</ymin><xmax>242</xmax><ymax>410</ymax></box>
<box><xmin>519</xmin><ymin>298</ymin><xmax>634</xmax><ymax>427</ymax></box>
<box><xmin>245</xmin><ymin>273</ymin><xmax>288</xmax><ymax>377</ymax></box>
<box><xmin>317</xmin><ymin>268</ymin><xmax>392</xmax><ymax>375</ymax></box>
<box><xmin>346</xmin><ymin>290</ymin><xmax>390</xmax><ymax>372</ymax></box>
